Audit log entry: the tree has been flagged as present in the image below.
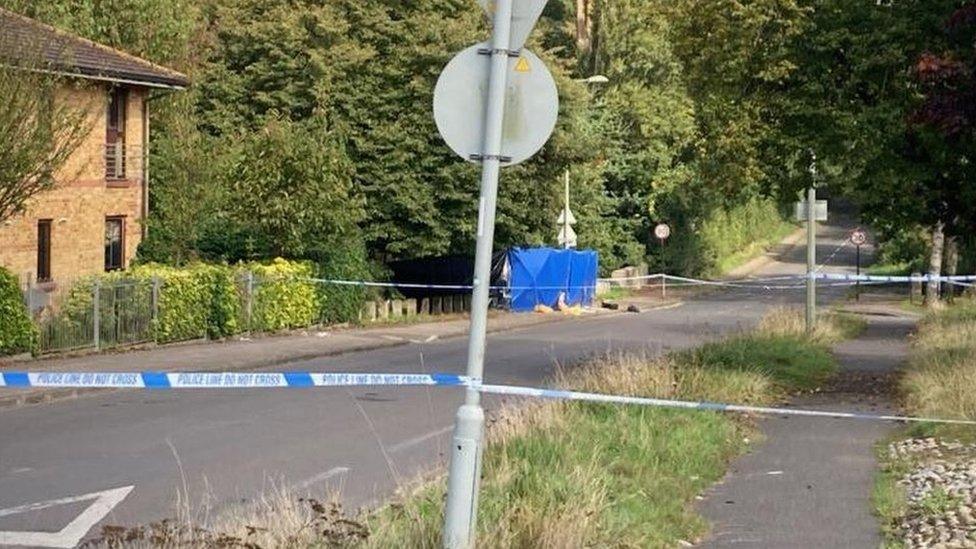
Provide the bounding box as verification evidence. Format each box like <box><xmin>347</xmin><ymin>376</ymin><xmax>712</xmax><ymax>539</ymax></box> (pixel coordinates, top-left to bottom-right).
<box><xmin>218</xmin><ymin>116</ymin><xmax>362</xmax><ymax>261</ymax></box>
<box><xmin>0</xmin><ymin>65</ymin><xmax>92</xmax><ymax>223</ymax></box>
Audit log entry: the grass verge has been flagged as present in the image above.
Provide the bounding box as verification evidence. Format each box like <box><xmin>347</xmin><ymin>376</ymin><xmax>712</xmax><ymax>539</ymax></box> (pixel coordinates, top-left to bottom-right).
<box><xmin>873</xmin><ymin>297</ymin><xmax>976</xmax><ymax>546</ymax></box>
<box><xmin>87</xmin><ymin>307</ymin><xmax>856</xmax><ymax>548</ymax></box>
<box><xmin>361</xmin><ymin>307</ymin><xmax>847</xmax><ymax>548</ymax></box>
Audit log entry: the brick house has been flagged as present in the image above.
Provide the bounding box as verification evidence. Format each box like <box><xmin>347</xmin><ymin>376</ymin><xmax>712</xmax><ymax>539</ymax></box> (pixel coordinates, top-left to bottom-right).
<box><xmin>0</xmin><ymin>8</ymin><xmax>188</xmax><ymax>289</ymax></box>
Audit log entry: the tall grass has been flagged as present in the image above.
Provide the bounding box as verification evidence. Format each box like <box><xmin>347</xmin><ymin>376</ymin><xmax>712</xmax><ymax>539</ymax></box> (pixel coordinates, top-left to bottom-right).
<box><xmin>901</xmin><ymin>298</ymin><xmax>976</xmax><ymax>424</ymax></box>
<box><xmin>360</xmin><ymin>309</ymin><xmax>846</xmax><ymax>548</ymax></box>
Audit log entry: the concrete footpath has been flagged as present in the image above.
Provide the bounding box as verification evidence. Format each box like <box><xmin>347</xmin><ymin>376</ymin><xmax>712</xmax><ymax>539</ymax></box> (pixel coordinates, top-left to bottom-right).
<box><xmin>0</xmin><ymin>310</ymin><xmax>589</xmax><ymax>410</ymax></box>
<box><xmin>698</xmin><ymin>311</ymin><xmax>915</xmax><ymax>548</ymax></box>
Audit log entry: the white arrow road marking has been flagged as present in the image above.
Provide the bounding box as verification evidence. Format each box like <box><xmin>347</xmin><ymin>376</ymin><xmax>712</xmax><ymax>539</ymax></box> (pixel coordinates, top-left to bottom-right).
<box><xmin>296</xmin><ymin>467</ymin><xmax>350</xmax><ymax>490</ymax></box>
<box><xmin>0</xmin><ymin>485</ymin><xmax>133</xmax><ymax>548</ymax></box>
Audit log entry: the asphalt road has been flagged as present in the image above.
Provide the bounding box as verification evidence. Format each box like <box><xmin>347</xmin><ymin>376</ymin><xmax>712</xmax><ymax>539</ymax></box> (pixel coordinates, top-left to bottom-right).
<box><xmin>698</xmin><ymin>315</ymin><xmax>909</xmax><ymax>548</ymax></box>
<box><xmin>0</xmin><ymin>218</ymin><xmax>869</xmax><ymax>547</ymax></box>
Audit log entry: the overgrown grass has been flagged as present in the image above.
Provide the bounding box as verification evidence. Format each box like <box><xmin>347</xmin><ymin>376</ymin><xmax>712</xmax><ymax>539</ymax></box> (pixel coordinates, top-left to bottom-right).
<box><xmin>900</xmin><ymin>297</ymin><xmax>976</xmax><ymax>429</ymax></box>
<box><xmin>873</xmin><ymin>297</ymin><xmax>976</xmax><ymax>546</ymax></box>
<box><xmin>867</xmin><ymin>261</ymin><xmax>914</xmax><ymax>277</ymax></box>
<box><xmin>596</xmin><ymin>285</ymin><xmax>634</xmax><ymax>301</ymax></box>
<box><xmin>872</xmin><ymin>442</ymin><xmax>913</xmax><ymax>547</ymax></box>
<box><xmin>360</xmin><ymin>308</ymin><xmax>847</xmax><ymax>548</ymax></box>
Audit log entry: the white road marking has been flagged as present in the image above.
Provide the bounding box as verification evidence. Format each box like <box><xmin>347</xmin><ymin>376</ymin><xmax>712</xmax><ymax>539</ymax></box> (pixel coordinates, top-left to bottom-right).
<box><xmin>296</xmin><ymin>467</ymin><xmax>351</xmax><ymax>490</ymax></box>
<box><xmin>424</xmin><ymin>335</ymin><xmax>439</xmax><ymax>343</ymax></box>
<box><xmin>388</xmin><ymin>425</ymin><xmax>454</xmax><ymax>454</ymax></box>
<box><xmin>0</xmin><ymin>485</ymin><xmax>133</xmax><ymax>548</ymax></box>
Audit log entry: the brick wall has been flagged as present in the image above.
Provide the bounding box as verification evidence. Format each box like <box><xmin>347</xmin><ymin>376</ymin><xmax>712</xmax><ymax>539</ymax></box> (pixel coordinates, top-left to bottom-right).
<box><xmin>0</xmin><ymin>83</ymin><xmax>147</xmax><ymax>286</ymax></box>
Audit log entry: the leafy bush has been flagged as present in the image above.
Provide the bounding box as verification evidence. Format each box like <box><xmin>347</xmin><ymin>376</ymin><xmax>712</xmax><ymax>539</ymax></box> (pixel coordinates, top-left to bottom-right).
<box><xmin>697</xmin><ymin>198</ymin><xmax>794</xmax><ymax>276</ymax></box>
<box><xmin>310</xmin><ymin>241</ymin><xmax>375</xmax><ymax>325</ymax></box>
<box><xmin>144</xmin><ymin>264</ymin><xmax>241</xmax><ymax>342</ymax></box>
<box><xmin>0</xmin><ymin>267</ymin><xmax>37</xmax><ymax>356</ymax></box>
<box><xmin>655</xmin><ymin>197</ymin><xmax>793</xmax><ymax>276</ymax></box>
<box><xmin>244</xmin><ymin>259</ymin><xmax>317</xmax><ymax>331</ymax></box>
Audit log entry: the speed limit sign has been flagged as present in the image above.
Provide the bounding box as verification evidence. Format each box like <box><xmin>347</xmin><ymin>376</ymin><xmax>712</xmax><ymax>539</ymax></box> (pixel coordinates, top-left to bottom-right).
<box><xmin>850</xmin><ymin>229</ymin><xmax>867</xmax><ymax>246</ymax></box>
<box><xmin>654</xmin><ymin>223</ymin><xmax>671</xmax><ymax>241</ymax></box>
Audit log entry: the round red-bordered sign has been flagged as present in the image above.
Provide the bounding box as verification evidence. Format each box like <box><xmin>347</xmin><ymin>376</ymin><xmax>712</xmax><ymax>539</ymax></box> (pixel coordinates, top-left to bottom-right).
<box><xmin>850</xmin><ymin>229</ymin><xmax>867</xmax><ymax>246</ymax></box>
<box><xmin>654</xmin><ymin>223</ymin><xmax>671</xmax><ymax>241</ymax></box>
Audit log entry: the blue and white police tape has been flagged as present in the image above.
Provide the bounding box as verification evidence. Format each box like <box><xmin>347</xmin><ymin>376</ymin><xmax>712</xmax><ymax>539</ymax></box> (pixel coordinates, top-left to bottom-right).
<box><xmin>3</xmin><ymin>371</ymin><xmax>975</xmax><ymax>426</ymax></box>
<box><xmin>475</xmin><ymin>383</ymin><xmax>976</xmax><ymax>426</ymax></box>
<box><xmin>306</xmin><ymin>277</ymin><xmax>599</xmax><ymax>292</ymax></box>
<box><xmin>0</xmin><ymin>371</ymin><xmax>470</xmax><ymax>389</ymax></box>
<box><xmin>816</xmin><ymin>273</ymin><xmax>976</xmax><ymax>283</ymax></box>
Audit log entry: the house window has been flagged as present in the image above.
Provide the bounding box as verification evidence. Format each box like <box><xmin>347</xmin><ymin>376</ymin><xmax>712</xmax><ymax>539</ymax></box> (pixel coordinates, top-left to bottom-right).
<box><xmin>37</xmin><ymin>220</ymin><xmax>52</xmax><ymax>282</ymax></box>
<box><xmin>104</xmin><ymin>217</ymin><xmax>125</xmax><ymax>271</ymax></box>
<box><xmin>106</xmin><ymin>88</ymin><xmax>127</xmax><ymax>180</ymax></box>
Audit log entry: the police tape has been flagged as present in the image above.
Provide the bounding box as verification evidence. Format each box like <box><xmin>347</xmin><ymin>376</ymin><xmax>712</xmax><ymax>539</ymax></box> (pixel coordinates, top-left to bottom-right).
<box><xmin>816</xmin><ymin>273</ymin><xmax>976</xmax><ymax>283</ymax></box>
<box><xmin>0</xmin><ymin>371</ymin><xmax>470</xmax><ymax>389</ymax></box>
<box><xmin>306</xmin><ymin>273</ymin><xmax>976</xmax><ymax>292</ymax></box>
<box><xmin>2</xmin><ymin>371</ymin><xmax>975</xmax><ymax>426</ymax></box>
<box><xmin>476</xmin><ymin>384</ymin><xmax>976</xmax><ymax>426</ymax></box>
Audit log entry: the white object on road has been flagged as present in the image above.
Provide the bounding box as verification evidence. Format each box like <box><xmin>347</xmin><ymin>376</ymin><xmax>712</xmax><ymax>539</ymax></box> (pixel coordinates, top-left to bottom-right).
<box><xmin>0</xmin><ymin>485</ymin><xmax>133</xmax><ymax>548</ymax></box>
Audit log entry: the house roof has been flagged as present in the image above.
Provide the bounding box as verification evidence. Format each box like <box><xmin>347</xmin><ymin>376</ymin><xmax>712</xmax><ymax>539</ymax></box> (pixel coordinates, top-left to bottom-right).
<box><xmin>0</xmin><ymin>7</ymin><xmax>189</xmax><ymax>89</ymax></box>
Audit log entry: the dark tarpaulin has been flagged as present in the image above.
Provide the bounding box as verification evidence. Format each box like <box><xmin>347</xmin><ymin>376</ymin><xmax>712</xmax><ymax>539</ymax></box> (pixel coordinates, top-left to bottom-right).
<box><xmin>387</xmin><ymin>252</ymin><xmax>508</xmax><ymax>299</ymax></box>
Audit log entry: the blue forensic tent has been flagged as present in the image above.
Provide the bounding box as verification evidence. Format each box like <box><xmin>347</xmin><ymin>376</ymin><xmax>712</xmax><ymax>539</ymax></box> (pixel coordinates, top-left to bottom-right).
<box><xmin>507</xmin><ymin>248</ymin><xmax>599</xmax><ymax>312</ymax></box>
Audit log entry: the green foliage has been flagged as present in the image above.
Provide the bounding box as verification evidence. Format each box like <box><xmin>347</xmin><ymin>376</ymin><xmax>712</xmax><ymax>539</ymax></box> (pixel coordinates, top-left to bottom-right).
<box><xmin>245</xmin><ymin>259</ymin><xmax>316</xmax><ymax>331</ymax></box>
<box><xmin>0</xmin><ymin>267</ymin><xmax>37</xmax><ymax>356</ymax></box>
<box><xmin>0</xmin><ymin>65</ymin><xmax>93</xmax><ymax>223</ymax></box>
<box><xmin>11</xmin><ymin>0</ymin><xmax>890</xmax><ymax>280</ymax></box>
<box><xmin>0</xmin><ymin>0</ymin><xmax>200</xmax><ymax>66</ymax></box>
<box><xmin>222</xmin><ymin>118</ymin><xmax>361</xmax><ymax>260</ymax></box>
<box><xmin>697</xmin><ymin>198</ymin><xmax>795</xmax><ymax>276</ymax></box>
<box><xmin>127</xmin><ymin>263</ymin><xmax>239</xmax><ymax>342</ymax></box>
<box><xmin>312</xmin><ymin>243</ymin><xmax>374</xmax><ymax>325</ymax></box>
<box><xmin>684</xmin><ymin>334</ymin><xmax>836</xmax><ymax>391</ymax></box>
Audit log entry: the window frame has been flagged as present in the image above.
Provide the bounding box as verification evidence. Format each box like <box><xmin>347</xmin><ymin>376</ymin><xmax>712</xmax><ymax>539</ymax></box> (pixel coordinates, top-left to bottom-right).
<box><xmin>105</xmin><ymin>88</ymin><xmax>128</xmax><ymax>180</ymax></box>
<box><xmin>37</xmin><ymin>219</ymin><xmax>52</xmax><ymax>282</ymax></box>
<box><xmin>104</xmin><ymin>216</ymin><xmax>125</xmax><ymax>272</ymax></box>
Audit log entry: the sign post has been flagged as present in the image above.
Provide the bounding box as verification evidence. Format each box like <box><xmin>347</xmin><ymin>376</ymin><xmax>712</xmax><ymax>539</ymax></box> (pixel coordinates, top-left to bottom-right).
<box><xmin>806</xmin><ymin>186</ymin><xmax>817</xmax><ymax>332</ymax></box>
<box><xmin>654</xmin><ymin>223</ymin><xmax>670</xmax><ymax>299</ymax></box>
<box><xmin>557</xmin><ymin>170</ymin><xmax>577</xmax><ymax>249</ymax></box>
<box><xmin>437</xmin><ymin>1</ymin><xmax>554</xmax><ymax>547</ymax></box>
<box><xmin>851</xmin><ymin>229</ymin><xmax>867</xmax><ymax>302</ymax></box>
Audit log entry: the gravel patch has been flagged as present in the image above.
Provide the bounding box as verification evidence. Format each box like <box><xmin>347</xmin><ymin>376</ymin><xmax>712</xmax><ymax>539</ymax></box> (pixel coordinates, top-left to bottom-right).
<box><xmin>888</xmin><ymin>438</ymin><xmax>976</xmax><ymax>548</ymax></box>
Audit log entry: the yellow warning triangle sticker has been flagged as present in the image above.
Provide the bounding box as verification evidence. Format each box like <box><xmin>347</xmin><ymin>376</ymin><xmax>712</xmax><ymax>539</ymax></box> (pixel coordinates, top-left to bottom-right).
<box><xmin>515</xmin><ymin>57</ymin><xmax>531</xmax><ymax>73</ymax></box>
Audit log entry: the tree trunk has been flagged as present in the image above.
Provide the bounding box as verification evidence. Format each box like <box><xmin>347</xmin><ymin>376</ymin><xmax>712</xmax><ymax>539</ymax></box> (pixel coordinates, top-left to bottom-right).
<box><xmin>944</xmin><ymin>235</ymin><xmax>959</xmax><ymax>302</ymax></box>
<box><xmin>576</xmin><ymin>0</ymin><xmax>592</xmax><ymax>53</ymax></box>
<box><xmin>926</xmin><ymin>221</ymin><xmax>945</xmax><ymax>308</ymax></box>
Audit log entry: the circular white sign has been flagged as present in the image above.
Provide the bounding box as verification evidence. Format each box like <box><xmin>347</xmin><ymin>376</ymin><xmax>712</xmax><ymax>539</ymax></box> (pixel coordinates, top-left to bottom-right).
<box><xmin>850</xmin><ymin>229</ymin><xmax>867</xmax><ymax>246</ymax></box>
<box><xmin>433</xmin><ymin>42</ymin><xmax>559</xmax><ymax>166</ymax></box>
<box><xmin>654</xmin><ymin>223</ymin><xmax>671</xmax><ymax>241</ymax></box>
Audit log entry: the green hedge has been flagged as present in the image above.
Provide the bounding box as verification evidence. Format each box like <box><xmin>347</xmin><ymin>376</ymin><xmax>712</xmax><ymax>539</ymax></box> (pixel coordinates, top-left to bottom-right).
<box><xmin>697</xmin><ymin>198</ymin><xmax>795</xmax><ymax>276</ymax></box>
<box><xmin>48</xmin><ymin>257</ymin><xmax>371</xmax><ymax>349</ymax></box>
<box><xmin>245</xmin><ymin>259</ymin><xmax>317</xmax><ymax>331</ymax></box>
<box><xmin>0</xmin><ymin>267</ymin><xmax>38</xmax><ymax>356</ymax></box>
<box><xmin>312</xmin><ymin>244</ymin><xmax>374</xmax><ymax>325</ymax></box>
<box><xmin>126</xmin><ymin>264</ymin><xmax>240</xmax><ymax>343</ymax></box>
